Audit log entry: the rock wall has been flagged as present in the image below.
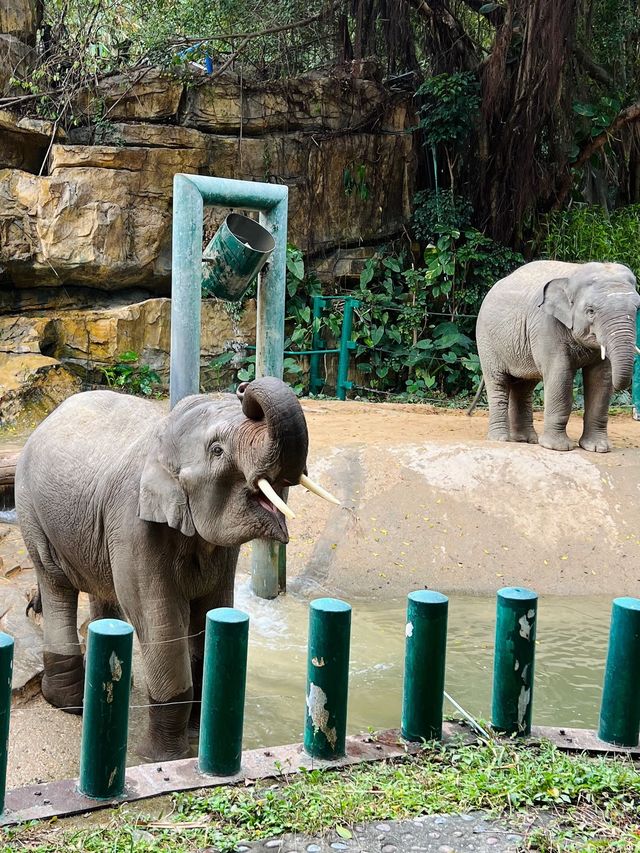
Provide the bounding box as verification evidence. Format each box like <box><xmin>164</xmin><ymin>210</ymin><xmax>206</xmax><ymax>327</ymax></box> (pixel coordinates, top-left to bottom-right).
<box><xmin>0</xmin><ymin>60</ymin><xmax>416</xmax><ymax>414</ymax></box>
<box><xmin>1</xmin><ymin>66</ymin><xmax>416</xmax><ymax>296</ymax></box>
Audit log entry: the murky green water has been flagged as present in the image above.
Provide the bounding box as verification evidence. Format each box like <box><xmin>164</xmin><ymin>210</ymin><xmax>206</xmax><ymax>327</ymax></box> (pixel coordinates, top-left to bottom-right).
<box><xmin>234</xmin><ymin>583</ymin><xmax>610</xmax><ymax>748</ymax></box>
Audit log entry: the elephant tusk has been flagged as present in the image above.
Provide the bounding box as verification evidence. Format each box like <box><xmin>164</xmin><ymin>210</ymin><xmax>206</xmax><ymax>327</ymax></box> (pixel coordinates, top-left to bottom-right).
<box><xmin>299</xmin><ymin>473</ymin><xmax>341</xmax><ymax>506</ymax></box>
<box><xmin>601</xmin><ymin>345</ymin><xmax>606</xmax><ymax>360</ymax></box>
<box><xmin>636</xmin><ymin>346</ymin><xmax>640</xmax><ymax>356</ymax></box>
<box><xmin>257</xmin><ymin>478</ymin><xmax>296</xmax><ymax>520</ymax></box>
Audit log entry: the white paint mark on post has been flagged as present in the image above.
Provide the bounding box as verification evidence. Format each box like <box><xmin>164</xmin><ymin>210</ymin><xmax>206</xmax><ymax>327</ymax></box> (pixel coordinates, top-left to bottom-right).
<box><xmin>311</xmin><ymin>657</ymin><xmax>325</xmax><ymax>667</ymax></box>
<box><xmin>306</xmin><ymin>682</ymin><xmax>337</xmax><ymax>748</ymax></box>
<box><xmin>518</xmin><ymin>614</ymin><xmax>531</xmax><ymax>640</ymax></box>
<box><xmin>109</xmin><ymin>651</ymin><xmax>122</xmax><ymax>682</ymax></box>
<box><xmin>405</xmin><ymin>621</ymin><xmax>414</xmax><ymax>638</ymax></box>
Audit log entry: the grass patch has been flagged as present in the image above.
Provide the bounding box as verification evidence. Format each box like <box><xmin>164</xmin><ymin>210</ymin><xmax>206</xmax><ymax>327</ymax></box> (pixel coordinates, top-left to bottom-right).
<box><xmin>2</xmin><ymin>739</ymin><xmax>640</xmax><ymax>852</ymax></box>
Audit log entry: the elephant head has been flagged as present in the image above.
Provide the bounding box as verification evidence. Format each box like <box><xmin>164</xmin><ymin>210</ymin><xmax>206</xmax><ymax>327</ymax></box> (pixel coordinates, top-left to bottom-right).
<box><xmin>539</xmin><ymin>262</ymin><xmax>640</xmax><ymax>390</ymax></box>
<box><xmin>137</xmin><ymin>377</ymin><xmax>336</xmax><ymax>546</ymax></box>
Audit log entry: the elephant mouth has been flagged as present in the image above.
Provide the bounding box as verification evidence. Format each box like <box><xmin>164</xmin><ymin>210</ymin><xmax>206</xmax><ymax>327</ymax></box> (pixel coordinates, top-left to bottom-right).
<box><xmin>251</xmin><ymin>491</ymin><xmax>289</xmax><ymax>543</ymax></box>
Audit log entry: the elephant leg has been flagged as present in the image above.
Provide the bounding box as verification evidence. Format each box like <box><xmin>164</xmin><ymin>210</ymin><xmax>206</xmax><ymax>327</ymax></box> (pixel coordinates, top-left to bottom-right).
<box><xmin>539</xmin><ymin>365</ymin><xmax>575</xmax><ymax>451</ymax></box>
<box><xmin>37</xmin><ymin>571</ymin><xmax>84</xmax><ymax>714</ymax></box>
<box><xmin>508</xmin><ymin>380</ymin><xmax>538</xmax><ymax>443</ymax></box>
<box><xmin>580</xmin><ymin>361</ymin><xmax>613</xmax><ymax>452</ymax></box>
<box><xmin>127</xmin><ymin>596</ymin><xmax>193</xmax><ymax>762</ymax></box>
<box><xmin>485</xmin><ymin>373</ymin><xmax>511</xmax><ymax>441</ymax></box>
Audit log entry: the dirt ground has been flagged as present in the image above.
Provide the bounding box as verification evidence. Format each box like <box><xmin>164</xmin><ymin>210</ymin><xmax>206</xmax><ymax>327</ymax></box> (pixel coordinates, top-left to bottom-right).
<box><xmin>2</xmin><ymin>398</ymin><xmax>640</xmax><ymax>787</ymax></box>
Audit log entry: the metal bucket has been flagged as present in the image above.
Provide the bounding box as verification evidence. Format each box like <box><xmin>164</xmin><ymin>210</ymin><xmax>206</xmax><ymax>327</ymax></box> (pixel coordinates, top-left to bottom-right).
<box><xmin>201</xmin><ymin>213</ymin><xmax>275</xmax><ymax>301</ymax></box>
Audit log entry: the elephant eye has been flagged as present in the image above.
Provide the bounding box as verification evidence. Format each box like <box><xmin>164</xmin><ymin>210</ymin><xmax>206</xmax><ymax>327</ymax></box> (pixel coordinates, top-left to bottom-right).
<box><xmin>211</xmin><ymin>444</ymin><xmax>224</xmax><ymax>457</ymax></box>
<box><xmin>586</xmin><ymin>307</ymin><xmax>595</xmax><ymax>319</ymax></box>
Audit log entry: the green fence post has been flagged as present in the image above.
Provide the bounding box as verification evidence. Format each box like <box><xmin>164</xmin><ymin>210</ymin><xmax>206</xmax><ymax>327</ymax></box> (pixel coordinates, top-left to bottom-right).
<box><xmin>491</xmin><ymin>587</ymin><xmax>538</xmax><ymax>736</ymax></box>
<box><xmin>304</xmin><ymin>598</ymin><xmax>351</xmax><ymax>759</ymax></box>
<box><xmin>598</xmin><ymin>597</ymin><xmax>640</xmax><ymax>746</ymax></box>
<box><xmin>336</xmin><ymin>298</ymin><xmax>357</xmax><ymax>401</ymax></box>
<box><xmin>309</xmin><ymin>295</ymin><xmax>324</xmax><ymax>394</ymax></box>
<box><xmin>401</xmin><ymin>591</ymin><xmax>448</xmax><ymax>742</ymax></box>
<box><xmin>79</xmin><ymin>619</ymin><xmax>133</xmax><ymax>800</ymax></box>
<box><xmin>199</xmin><ymin>608</ymin><xmax>249</xmax><ymax>776</ymax></box>
<box><xmin>633</xmin><ymin>312</ymin><xmax>640</xmax><ymax>420</ymax></box>
<box><xmin>0</xmin><ymin>632</ymin><xmax>13</xmax><ymax>816</ymax></box>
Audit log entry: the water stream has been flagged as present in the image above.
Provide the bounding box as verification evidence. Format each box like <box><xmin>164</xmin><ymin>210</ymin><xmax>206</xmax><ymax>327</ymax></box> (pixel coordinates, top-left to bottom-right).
<box><xmin>234</xmin><ymin>582</ymin><xmax>608</xmax><ymax>748</ymax></box>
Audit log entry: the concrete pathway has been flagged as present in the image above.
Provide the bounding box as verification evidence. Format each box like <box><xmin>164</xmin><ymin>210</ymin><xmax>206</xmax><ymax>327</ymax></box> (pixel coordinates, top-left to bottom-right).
<box><xmin>236</xmin><ymin>814</ymin><xmax>531</xmax><ymax>853</ymax></box>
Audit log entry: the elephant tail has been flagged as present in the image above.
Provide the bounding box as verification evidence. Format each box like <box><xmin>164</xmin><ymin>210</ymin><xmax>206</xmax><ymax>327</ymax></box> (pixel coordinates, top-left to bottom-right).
<box><xmin>467</xmin><ymin>377</ymin><xmax>485</xmax><ymax>416</ymax></box>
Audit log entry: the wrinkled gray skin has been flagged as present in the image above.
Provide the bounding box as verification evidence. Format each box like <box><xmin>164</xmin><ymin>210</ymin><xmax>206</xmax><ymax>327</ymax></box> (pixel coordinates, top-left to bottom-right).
<box><xmin>15</xmin><ymin>377</ymin><xmax>308</xmax><ymax>760</ymax></box>
<box><xmin>476</xmin><ymin>260</ymin><xmax>640</xmax><ymax>451</ymax></box>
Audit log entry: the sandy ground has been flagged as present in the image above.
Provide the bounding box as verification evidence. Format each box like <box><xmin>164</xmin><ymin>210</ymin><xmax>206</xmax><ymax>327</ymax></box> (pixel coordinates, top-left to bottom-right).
<box><xmin>2</xmin><ymin>399</ymin><xmax>640</xmax><ymax>787</ymax></box>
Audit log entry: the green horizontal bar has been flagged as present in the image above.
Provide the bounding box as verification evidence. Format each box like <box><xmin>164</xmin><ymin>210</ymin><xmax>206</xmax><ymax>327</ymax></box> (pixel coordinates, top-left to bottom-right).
<box><xmin>178</xmin><ymin>174</ymin><xmax>287</xmax><ymax>211</ymax></box>
<box><xmin>244</xmin><ymin>346</ymin><xmax>340</xmax><ymax>355</ymax></box>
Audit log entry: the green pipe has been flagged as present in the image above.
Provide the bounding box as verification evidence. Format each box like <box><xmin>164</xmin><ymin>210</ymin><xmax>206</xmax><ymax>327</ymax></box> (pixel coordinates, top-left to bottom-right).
<box><xmin>598</xmin><ymin>597</ymin><xmax>640</xmax><ymax>746</ymax></box>
<box><xmin>79</xmin><ymin>619</ymin><xmax>133</xmax><ymax>800</ymax></box>
<box><xmin>401</xmin><ymin>590</ymin><xmax>448</xmax><ymax>742</ymax></box>
<box><xmin>201</xmin><ymin>213</ymin><xmax>274</xmax><ymax>301</ymax></box>
<box><xmin>633</xmin><ymin>312</ymin><xmax>640</xmax><ymax>420</ymax></box>
<box><xmin>336</xmin><ymin>298</ymin><xmax>358</xmax><ymax>401</ymax></box>
<box><xmin>304</xmin><ymin>598</ymin><xmax>351</xmax><ymax>759</ymax></box>
<box><xmin>0</xmin><ymin>632</ymin><xmax>13</xmax><ymax>816</ymax></box>
<box><xmin>491</xmin><ymin>587</ymin><xmax>538</xmax><ymax>736</ymax></box>
<box><xmin>199</xmin><ymin>608</ymin><xmax>249</xmax><ymax>776</ymax></box>
<box><xmin>309</xmin><ymin>295</ymin><xmax>324</xmax><ymax>393</ymax></box>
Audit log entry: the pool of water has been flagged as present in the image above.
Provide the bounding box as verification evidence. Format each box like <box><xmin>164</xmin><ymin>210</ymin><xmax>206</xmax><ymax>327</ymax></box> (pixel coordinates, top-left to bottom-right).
<box><xmin>233</xmin><ymin>582</ymin><xmax>609</xmax><ymax>748</ymax></box>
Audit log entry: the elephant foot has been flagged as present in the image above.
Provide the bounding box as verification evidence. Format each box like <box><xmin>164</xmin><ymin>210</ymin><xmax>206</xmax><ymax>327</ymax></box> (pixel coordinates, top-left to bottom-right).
<box><xmin>136</xmin><ymin>687</ymin><xmax>194</xmax><ymax>762</ymax></box>
<box><xmin>509</xmin><ymin>431</ymin><xmax>538</xmax><ymax>444</ymax></box>
<box><xmin>539</xmin><ymin>432</ymin><xmax>574</xmax><ymax>452</ymax></box>
<box><xmin>42</xmin><ymin>651</ymin><xmax>84</xmax><ymax>713</ymax></box>
<box><xmin>487</xmin><ymin>429</ymin><xmax>510</xmax><ymax>442</ymax></box>
<box><xmin>579</xmin><ymin>433</ymin><xmax>612</xmax><ymax>453</ymax></box>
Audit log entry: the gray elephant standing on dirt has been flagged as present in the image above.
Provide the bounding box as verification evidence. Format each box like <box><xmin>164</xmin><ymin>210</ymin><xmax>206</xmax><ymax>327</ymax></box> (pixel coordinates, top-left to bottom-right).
<box><xmin>474</xmin><ymin>260</ymin><xmax>640</xmax><ymax>451</ymax></box>
<box><xmin>15</xmin><ymin>377</ymin><xmax>334</xmax><ymax>761</ymax></box>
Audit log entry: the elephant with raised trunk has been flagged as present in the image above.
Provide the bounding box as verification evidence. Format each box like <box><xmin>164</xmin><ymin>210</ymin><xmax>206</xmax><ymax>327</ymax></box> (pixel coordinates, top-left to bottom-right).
<box><xmin>474</xmin><ymin>260</ymin><xmax>640</xmax><ymax>451</ymax></box>
<box><xmin>15</xmin><ymin>377</ymin><xmax>336</xmax><ymax>761</ymax></box>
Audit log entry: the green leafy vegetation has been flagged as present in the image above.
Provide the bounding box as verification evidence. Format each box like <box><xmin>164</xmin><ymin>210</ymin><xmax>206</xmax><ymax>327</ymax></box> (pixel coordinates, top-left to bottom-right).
<box><xmin>540</xmin><ymin>205</ymin><xmax>640</xmax><ymax>277</ymax></box>
<box><xmin>4</xmin><ymin>740</ymin><xmax>640</xmax><ymax>851</ymax></box>
<box><xmin>99</xmin><ymin>351</ymin><xmax>161</xmax><ymax>397</ymax></box>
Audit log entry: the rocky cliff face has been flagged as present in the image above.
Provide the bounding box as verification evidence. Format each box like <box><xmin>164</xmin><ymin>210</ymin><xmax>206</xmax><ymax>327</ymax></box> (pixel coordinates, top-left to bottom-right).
<box><xmin>0</xmin><ymin>56</ymin><xmax>416</xmax><ymax>420</ymax></box>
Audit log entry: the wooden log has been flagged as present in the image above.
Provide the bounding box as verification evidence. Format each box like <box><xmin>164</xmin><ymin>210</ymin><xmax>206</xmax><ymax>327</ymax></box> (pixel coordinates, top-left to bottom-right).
<box><xmin>0</xmin><ymin>452</ymin><xmax>19</xmax><ymax>488</ymax></box>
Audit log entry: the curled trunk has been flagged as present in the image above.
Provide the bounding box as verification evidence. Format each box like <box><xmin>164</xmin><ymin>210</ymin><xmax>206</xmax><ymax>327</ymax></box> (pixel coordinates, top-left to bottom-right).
<box><xmin>241</xmin><ymin>377</ymin><xmax>309</xmax><ymax>484</ymax></box>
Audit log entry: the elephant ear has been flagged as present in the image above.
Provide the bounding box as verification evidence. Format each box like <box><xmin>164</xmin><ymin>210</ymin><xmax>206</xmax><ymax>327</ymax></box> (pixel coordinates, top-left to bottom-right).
<box><xmin>137</xmin><ymin>435</ymin><xmax>195</xmax><ymax>537</ymax></box>
<box><xmin>538</xmin><ymin>277</ymin><xmax>573</xmax><ymax>329</ymax></box>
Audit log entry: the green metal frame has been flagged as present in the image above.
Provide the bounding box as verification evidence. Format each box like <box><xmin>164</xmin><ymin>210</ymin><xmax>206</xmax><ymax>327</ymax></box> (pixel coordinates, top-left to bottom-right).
<box><xmin>307</xmin><ymin>295</ymin><xmax>359</xmax><ymax>399</ymax></box>
<box><xmin>171</xmin><ymin>174</ymin><xmax>288</xmax><ymax>599</ymax></box>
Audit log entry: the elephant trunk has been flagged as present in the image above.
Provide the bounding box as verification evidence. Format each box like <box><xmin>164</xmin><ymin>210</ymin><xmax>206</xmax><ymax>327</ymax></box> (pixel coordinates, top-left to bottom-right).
<box><xmin>601</xmin><ymin>317</ymin><xmax>636</xmax><ymax>391</ymax></box>
<box><xmin>240</xmin><ymin>377</ymin><xmax>309</xmax><ymax>485</ymax></box>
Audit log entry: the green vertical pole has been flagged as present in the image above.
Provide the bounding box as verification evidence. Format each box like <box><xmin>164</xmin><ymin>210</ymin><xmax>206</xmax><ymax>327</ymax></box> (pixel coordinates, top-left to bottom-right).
<box><xmin>0</xmin><ymin>632</ymin><xmax>13</xmax><ymax>816</ymax></box>
<box><xmin>304</xmin><ymin>598</ymin><xmax>351</xmax><ymax>759</ymax></box>
<box><xmin>491</xmin><ymin>587</ymin><xmax>538</xmax><ymax>736</ymax></box>
<box><xmin>251</xmin><ymin>195</ymin><xmax>289</xmax><ymax>599</ymax></box>
<box><xmin>199</xmin><ymin>608</ymin><xmax>249</xmax><ymax>776</ymax></box>
<box><xmin>633</xmin><ymin>312</ymin><xmax>640</xmax><ymax>420</ymax></box>
<box><xmin>278</xmin><ymin>540</ymin><xmax>287</xmax><ymax>593</ymax></box>
<box><xmin>170</xmin><ymin>174</ymin><xmax>204</xmax><ymax>408</ymax></box>
<box><xmin>336</xmin><ymin>299</ymin><xmax>356</xmax><ymax>401</ymax></box>
<box><xmin>79</xmin><ymin>619</ymin><xmax>133</xmax><ymax>800</ymax></box>
<box><xmin>401</xmin><ymin>591</ymin><xmax>448</xmax><ymax>742</ymax></box>
<box><xmin>309</xmin><ymin>295</ymin><xmax>324</xmax><ymax>394</ymax></box>
<box><xmin>598</xmin><ymin>597</ymin><xmax>640</xmax><ymax>746</ymax></box>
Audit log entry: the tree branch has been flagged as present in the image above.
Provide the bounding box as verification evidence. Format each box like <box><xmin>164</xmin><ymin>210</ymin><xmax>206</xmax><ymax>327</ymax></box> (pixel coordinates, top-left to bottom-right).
<box><xmin>168</xmin><ymin>0</ymin><xmax>344</xmax><ymax>48</ymax></box>
<box><xmin>573</xmin><ymin>43</ymin><xmax>614</xmax><ymax>87</ymax></box>
<box><xmin>552</xmin><ymin>99</ymin><xmax>640</xmax><ymax>210</ymax></box>
<box><xmin>458</xmin><ymin>0</ymin><xmax>506</xmax><ymax>27</ymax></box>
